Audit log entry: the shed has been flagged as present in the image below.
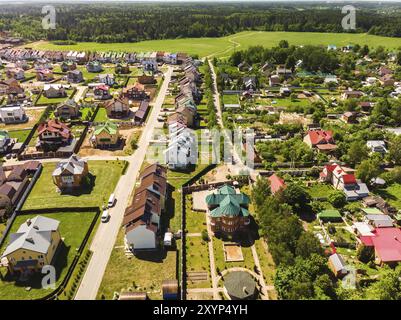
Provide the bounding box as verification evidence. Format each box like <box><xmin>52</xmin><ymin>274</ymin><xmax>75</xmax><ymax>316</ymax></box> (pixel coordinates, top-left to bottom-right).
<box><xmin>328</xmin><ymin>253</ymin><xmax>348</xmax><ymax>278</ymax></box>
<box><xmin>318</xmin><ymin>209</ymin><xmax>342</xmax><ymax>222</ymax></box>
<box><xmin>162</xmin><ymin>279</ymin><xmax>178</xmax><ymax>300</ymax></box>
<box><xmin>118</xmin><ymin>292</ymin><xmax>147</xmax><ymax>300</ymax></box>
<box><xmin>164</xmin><ymin>232</ymin><xmax>173</xmax><ymax>246</ymax></box>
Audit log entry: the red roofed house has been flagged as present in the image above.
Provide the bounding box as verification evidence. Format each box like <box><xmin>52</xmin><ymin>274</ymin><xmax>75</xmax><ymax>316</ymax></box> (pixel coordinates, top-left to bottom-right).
<box><xmin>359</xmin><ymin>227</ymin><xmax>401</xmax><ymax>266</ymax></box>
<box><xmin>303</xmin><ymin>130</ymin><xmax>337</xmax><ymax>152</ymax></box>
<box><xmin>268</xmin><ymin>174</ymin><xmax>286</xmax><ymax>194</ymax></box>
<box><xmin>320</xmin><ymin>163</ymin><xmax>369</xmax><ymax>201</ymax></box>
<box><xmin>37</xmin><ymin>119</ymin><xmax>72</xmax><ymax>151</ymax></box>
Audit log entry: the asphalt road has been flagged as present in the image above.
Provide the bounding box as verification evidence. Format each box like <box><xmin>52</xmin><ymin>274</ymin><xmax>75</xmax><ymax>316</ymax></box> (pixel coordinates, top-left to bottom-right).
<box><xmin>74</xmin><ymin>66</ymin><xmax>173</xmax><ymax>300</ymax></box>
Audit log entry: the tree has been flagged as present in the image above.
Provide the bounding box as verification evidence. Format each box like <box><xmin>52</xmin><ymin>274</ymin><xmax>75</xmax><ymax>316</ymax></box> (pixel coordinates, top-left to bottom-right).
<box><xmin>314</xmin><ymin>274</ymin><xmax>336</xmax><ymax>300</ymax></box>
<box><xmin>251</xmin><ymin>177</ymin><xmax>271</xmax><ymax>208</ymax></box>
<box><xmin>282</xmin><ymin>183</ymin><xmax>311</xmax><ymax>212</ymax></box>
<box><xmin>328</xmin><ymin>191</ymin><xmax>346</xmax><ymax>208</ymax></box>
<box><xmin>366</xmin><ymin>266</ymin><xmax>401</xmax><ymax>300</ymax></box>
<box><xmin>279</xmin><ymin>40</ymin><xmax>289</xmax><ymax>48</ymax></box>
<box><xmin>295</xmin><ymin>232</ymin><xmax>323</xmax><ymax>259</ymax></box>
<box><xmin>356</xmin><ymin>244</ymin><xmax>374</xmax><ymax>263</ymax></box>
<box><xmin>347</xmin><ymin>140</ymin><xmax>369</xmax><ymax>165</ymax></box>
<box><xmin>389</xmin><ymin>135</ymin><xmax>401</xmax><ymax>165</ymax></box>
<box><xmin>356</xmin><ymin>158</ymin><xmax>382</xmax><ymax>184</ymax></box>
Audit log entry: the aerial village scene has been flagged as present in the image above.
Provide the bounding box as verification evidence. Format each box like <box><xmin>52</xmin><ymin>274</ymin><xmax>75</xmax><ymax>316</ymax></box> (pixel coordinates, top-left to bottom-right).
<box><xmin>0</xmin><ymin>1</ymin><xmax>401</xmax><ymax>302</ymax></box>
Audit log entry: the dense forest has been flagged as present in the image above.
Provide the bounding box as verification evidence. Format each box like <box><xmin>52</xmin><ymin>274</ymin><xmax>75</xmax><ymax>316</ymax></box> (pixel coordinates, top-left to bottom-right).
<box><xmin>1</xmin><ymin>2</ymin><xmax>401</xmax><ymax>43</ymax></box>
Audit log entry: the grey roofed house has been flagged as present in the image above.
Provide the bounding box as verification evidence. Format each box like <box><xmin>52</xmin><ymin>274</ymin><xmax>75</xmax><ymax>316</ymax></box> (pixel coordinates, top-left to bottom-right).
<box><xmin>343</xmin><ymin>181</ymin><xmax>369</xmax><ymax>201</ymax></box>
<box><xmin>1</xmin><ymin>215</ymin><xmax>60</xmax><ymax>257</ymax></box>
<box><xmin>366</xmin><ymin>140</ymin><xmax>387</xmax><ymax>153</ymax></box>
<box><xmin>364</xmin><ymin>214</ymin><xmax>394</xmax><ymax>228</ymax></box>
<box><xmin>52</xmin><ymin>154</ymin><xmax>87</xmax><ymax>176</ymax></box>
<box><xmin>328</xmin><ymin>253</ymin><xmax>348</xmax><ymax>276</ymax></box>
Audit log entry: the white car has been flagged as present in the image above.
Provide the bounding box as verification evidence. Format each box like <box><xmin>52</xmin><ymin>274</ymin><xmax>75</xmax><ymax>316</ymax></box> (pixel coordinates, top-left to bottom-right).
<box><xmin>101</xmin><ymin>210</ymin><xmax>110</xmax><ymax>223</ymax></box>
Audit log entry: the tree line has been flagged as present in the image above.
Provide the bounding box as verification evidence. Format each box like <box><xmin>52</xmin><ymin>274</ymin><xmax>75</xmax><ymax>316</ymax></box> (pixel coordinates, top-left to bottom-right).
<box><xmin>2</xmin><ymin>3</ymin><xmax>401</xmax><ymax>42</ymax></box>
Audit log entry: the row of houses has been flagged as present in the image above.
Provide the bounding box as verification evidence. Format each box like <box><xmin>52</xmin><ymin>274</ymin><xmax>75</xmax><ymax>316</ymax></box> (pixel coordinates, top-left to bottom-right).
<box><xmin>123</xmin><ymin>164</ymin><xmax>168</xmax><ymax>251</ymax></box>
<box><xmin>0</xmin><ymin>48</ymin><xmax>188</xmax><ymax>65</ymax></box>
<box><xmin>165</xmin><ymin>58</ymin><xmax>201</xmax><ymax>170</ymax></box>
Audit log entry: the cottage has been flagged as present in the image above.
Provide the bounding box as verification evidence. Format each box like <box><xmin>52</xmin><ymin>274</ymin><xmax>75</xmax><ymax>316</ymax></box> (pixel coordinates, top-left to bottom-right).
<box><xmin>276</xmin><ymin>65</ymin><xmax>292</xmax><ymax>78</ymax></box>
<box><xmin>6</xmin><ymin>67</ymin><xmax>24</xmax><ymax>80</ymax></box>
<box><xmin>91</xmin><ymin>122</ymin><xmax>119</xmax><ymax>148</ymax></box>
<box><xmin>303</xmin><ymin>130</ymin><xmax>337</xmax><ymax>152</ymax></box>
<box><xmin>364</xmin><ymin>214</ymin><xmax>394</xmax><ymax>228</ymax></box>
<box><xmin>37</xmin><ymin>119</ymin><xmax>72</xmax><ymax>151</ymax></box>
<box><xmin>86</xmin><ymin>61</ymin><xmax>103</xmax><ymax>73</ymax></box>
<box><xmin>60</xmin><ymin>61</ymin><xmax>77</xmax><ymax>72</ymax></box>
<box><xmin>134</xmin><ymin>100</ymin><xmax>150</xmax><ymax>124</ymax></box>
<box><xmin>380</xmin><ymin>74</ymin><xmax>395</xmax><ymax>87</ymax></box>
<box><xmin>43</xmin><ymin>84</ymin><xmax>67</xmax><ymax>98</ymax></box>
<box><xmin>67</xmin><ymin>70</ymin><xmax>84</xmax><ymax>83</ymax></box>
<box><xmin>122</xmin><ymin>83</ymin><xmax>149</xmax><ymax>101</ymax></box>
<box><xmin>0</xmin><ymin>105</ymin><xmax>27</xmax><ymax>124</ymax></box>
<box><xmin>54</xmin><ymin>100</ymin><xmax>80</xmax><ymax>119</ymax></box>
<box><xmin>359</xmin><ymin>101</ymin><xmax>374</xmax><ymax>113</ymax></box>
<box><xmin>359</xmin><ymin>228</ymin><xmax>401</xmax><ymax>266</ymax></box>
<box><xmin>93</xmin><ymin>85</ymin><xmax>111</xmax><ymax>100</ymax></box>
<box><xmin>378</xmin><ymin>66</ymin><xmax>392</xmax><ymax>77</ymax></box>
<box><xmin>123</xmin><ymin>164</ymin><xmax>167</xmax><ymax>251</ymax></box>
<box><xmin>269</xmin><ymin>75</ymin><xmax>280</xmax><ymax>86</ymax></box>
<box><xmin>320</xmin><ymin>163</ymin><xmax>369</xmax><ymax>201</ymax></box>
<box><xmin>243</xmin><ymin>76</ymin><xmax>257</xmax><ymax>90</ymax></box>
<box><xmin>366</xmin><ymin>140</ymin><xmax>387</xmax><ymax>154</ymax></box>
<box><xmin>36</xmin><ymin>69</ymin><xmax>54</xmax><ymax>82</ymax></box>
<box><xmin>52</xmin><ymin>154</ymin><xmax>89</xmax><ymax>189</ymax></box>
<box><xmin>205</xmin><ymin>184</ymin><xmax>251</xmax><ymax>235</ymax></box>
<box><xmin>0</xmin><ymin>216</ymin><xmax>61</xmax><ymax>275</ymax></box>
<box><xmin>115</xmin><ymin>64</ymin><xmax>130</xmax><ymax>74</ymax></box>
<box><xmin>341</xmin><ymin>90</ymin><xmax>363</xmax><ymax>100</ymax></box>
<box><xmin>97</xmin><ymin>73</ymin><xmax>115</xmax><ymax>86</ymax></box>
<box><xmin>328</xmin><ymin>253</ymin><xmax>348</xmax><ymax>278</ymax></box>
<box><xmin>164</xmin><ymin>127</ymin><xmax>197</xmax><ymax>170</ymax></box>
<box><xmin>104</xmin><ymin>97</ymin><xmax>130</xmax><ymax>118</ymax></box>
<box><xmin>341</xmin><ymin>111</ymin><xmax>358</xmax><ymax>124</ymax></box>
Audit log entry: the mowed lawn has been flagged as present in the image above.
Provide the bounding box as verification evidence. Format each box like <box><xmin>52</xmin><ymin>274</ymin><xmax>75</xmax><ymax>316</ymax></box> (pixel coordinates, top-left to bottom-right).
<box><xmin>97</xmin><ymin>229</ymin><xmax>177</xmax><ymax>300</ymax></box>
<box><xmin>23</xmin><ymin>160</ymin><xmax>126</xmax><ymax>210</ymax></box>
<box><xmin>0</xmin><ymin>211</ymin><xmax>97</xmax><ymax>300</ymax></box>
<box><xmin>23</xmin><ymin>31</ymin><xmax>401</xmax><ymax>58</ymax></box>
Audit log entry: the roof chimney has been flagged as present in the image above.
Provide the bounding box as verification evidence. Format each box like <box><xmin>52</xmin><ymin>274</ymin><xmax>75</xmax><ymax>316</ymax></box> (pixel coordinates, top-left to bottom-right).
<box><xmin>26</xmin><ymin>219</ymin><xmax>32</xmax><ymax>226</ymax></box>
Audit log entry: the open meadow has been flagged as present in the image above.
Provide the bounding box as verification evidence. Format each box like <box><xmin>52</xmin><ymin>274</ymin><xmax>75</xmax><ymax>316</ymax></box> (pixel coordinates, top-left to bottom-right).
<box><xmin>22</xmin><ymin>31</ymin><xmax>401</xmax><ymax>59</ymax></box>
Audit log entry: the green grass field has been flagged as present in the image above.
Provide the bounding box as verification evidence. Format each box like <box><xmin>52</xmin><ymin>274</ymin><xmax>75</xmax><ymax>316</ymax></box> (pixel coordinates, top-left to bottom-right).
<box><xmin>8</xmin><ymin>129</ymin><xmax>32</xmax><ymax>144</ymax></box>
<box><xmin>23</xmin><ymin>160</ymin><xmax>125</xmax><ymax>210</ymax></box>
<box><xmin>97</xmin><ymin>229</ymin><xmax>177</xmax><ymax>300</ymax></box>
<box><xmin>23</xmin><ymin>31</ymin><xmax>401</xmax><ymax>58</ymax></box>
<box><xmin>0</xmin><ymin>210</ymin><xmax>97</xmax><ymax>300</ymax></box>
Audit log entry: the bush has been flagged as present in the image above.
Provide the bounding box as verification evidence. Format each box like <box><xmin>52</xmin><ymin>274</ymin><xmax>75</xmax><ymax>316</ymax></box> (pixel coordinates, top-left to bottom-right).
<box><xmin>328</xmin><ymin>191</ymin><xmax>346</xmax><ymax>208</ymax></box>
<box><xmin>201</xmin><ymin>229</ymin><xmax>210</xmax><ymax>242</ymax></box>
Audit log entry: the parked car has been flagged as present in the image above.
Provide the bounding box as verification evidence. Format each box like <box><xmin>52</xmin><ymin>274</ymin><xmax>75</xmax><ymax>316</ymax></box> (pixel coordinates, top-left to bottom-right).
<box><xmin>101</xmin><ymin>210</ymin><xmax>110</xmax><ymax>223</ymax></box>
<box><xmin>108</xmin><ymin>194</ymin><xmax>116</xmax><ymax>208</ymax></box>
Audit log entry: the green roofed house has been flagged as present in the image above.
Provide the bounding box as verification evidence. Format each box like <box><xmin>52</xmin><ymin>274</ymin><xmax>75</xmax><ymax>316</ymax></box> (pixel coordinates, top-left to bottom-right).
<box><xmin>205</xmin><ymin>184</ymin><xmax>251</xmax><ymax>235</ymax></box>
<box><xmin>90</xmin><ymin>121</ymin><xmax>120</xmax><ymax>148</ymax></box>
<box><xmin>361</xmin><ymin>208</ymin><xmax>383</xmax><ymax>215</ymax></box>
<box><xmin>224</xmin><ymin>271</ymin><xmax>257</xmax><ymax>300</ymax></box>
<box><xmin>318</xmin><ymin>209</ymin><xmax>342</xmax><ymax>222</ymax></box>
